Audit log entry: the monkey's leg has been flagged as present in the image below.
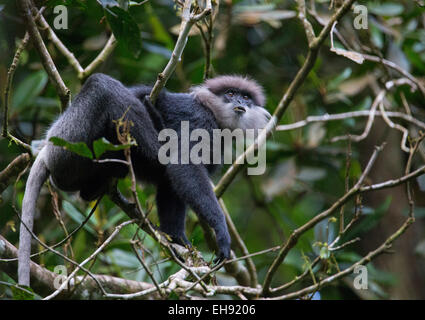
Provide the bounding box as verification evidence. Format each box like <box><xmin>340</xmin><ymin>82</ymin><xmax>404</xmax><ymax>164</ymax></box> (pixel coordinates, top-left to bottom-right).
<box><xmin>80</xmin><ymin>176</ymin><xmax>110</xmax><ymax>201</ymax></box>
<box><xmin>165</xmin><ymin>164</ymin><xmax>231</xmax><ymax>261</ymax></box>
<box><xmin>156</xmin><ymin>180</ymin><xmax>190</xmax><ymax>247</ymax></box>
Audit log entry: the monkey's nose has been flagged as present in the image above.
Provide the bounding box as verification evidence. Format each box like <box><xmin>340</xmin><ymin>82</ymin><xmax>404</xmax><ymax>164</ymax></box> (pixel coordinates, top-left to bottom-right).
<box><xmin>233</xmin><ymin>106</ymin><xmax>246</xmax><ymax>114</ymax></box>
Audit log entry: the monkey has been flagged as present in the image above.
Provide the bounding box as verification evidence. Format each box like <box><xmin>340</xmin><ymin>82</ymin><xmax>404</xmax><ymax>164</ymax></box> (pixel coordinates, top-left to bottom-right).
<box><xmin>18</xmin><ymin>73</ymin><xmax>271</xmax><ymax>286</ymax></box>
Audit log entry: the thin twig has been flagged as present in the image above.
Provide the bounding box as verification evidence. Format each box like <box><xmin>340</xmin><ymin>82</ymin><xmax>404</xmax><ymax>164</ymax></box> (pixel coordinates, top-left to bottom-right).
<box><xmin>296</xmin><ymin>0</ymin><xmax>315</xmax><ymax>45</ymax></box>
<box><xmin>275</xmin><ymin>110</ymin><xmax>425</xmax><ymax>133</ymax></box>
<box><xmin>220</xmin><ymin>199</ymin><xmax>258</xmax><ymax>287</ymax></box>
<box><xmin>267</xmin><ymin>217</ymin><xmax>414</xmax><ymax>300</ymax></box>
<box><xmin>2</xmin><ymin>33</ymin><xmax>30</xmax><ymax>138</ymax></box>
<box><xmin>31</xmin><ymin>5</ymin><xmax>117</xmax><ymax>81</ymax></box>
<box><xmin>331</xmin><ymin>90</ymin><xmax>385</xmax><ymax>143</ymax></box>
<box><xmin>18</xmin><ymin>0</ymin><xmax>71</xmax><ymax>111</ymax></box>
<box><xmin>131</xmin><ymin>239</ymin><xmax>166</xmax><ymax>298</ymax></box>
<box><xmin>43</xmin><ymin>220</ymin><xmax>135</xmax><ymax>300</ymax></box>
<box><xmin>262</xmin><ymin>143</ymin><xmax>384</xmax><ymax>295</ymax></box>
<box><xmin>149</xmin><ymin>0</ymin><xmax>212</xmax><ymax>103</ymax></box>
<box><xmin>0</xmin><ymin>154</ymin><xmax>31</xmax><ymax>194</ymax></box>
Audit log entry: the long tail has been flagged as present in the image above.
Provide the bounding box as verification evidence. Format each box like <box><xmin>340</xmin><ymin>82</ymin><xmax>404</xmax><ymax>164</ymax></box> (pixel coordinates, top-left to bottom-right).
<box><xmin>18</xmin><ymin>147</ymin><xmax>49</xmax><ymax>286</ymax></box>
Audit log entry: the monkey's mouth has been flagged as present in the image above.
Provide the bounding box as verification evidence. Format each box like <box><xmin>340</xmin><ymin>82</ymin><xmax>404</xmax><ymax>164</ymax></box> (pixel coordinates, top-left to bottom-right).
<box><xmin>233</xmin><ymin>106</ymin><xmax>246</xmax><ymax>114</ymax></box>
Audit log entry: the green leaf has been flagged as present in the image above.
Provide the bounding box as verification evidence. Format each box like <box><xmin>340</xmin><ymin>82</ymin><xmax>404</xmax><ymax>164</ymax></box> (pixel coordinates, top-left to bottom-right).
<box><xmin>105</xmin><ymin>5</ymin><xmax>142</xmax><ymax>58</ymax></box>
<box><xmin>320</xmin><ymin>246</ymin><xmax>330</xmax><ymax>259</ymax></box>
<box><xmin>107</xmin><ymin>248</ymin><xmax>140</xmax><ymax>268</ymax></box>
<box><xmin>168</xmin><ymin>290</ymin><xmax>180</xmax><ymax>300</ymax></box>
<box><xmin>129</xmin><ymin>1</ymin><xmax>142</xmax><ymax>6</ymax></box>
<box><xmin>103</xmin><ymin>211</ymin><xmax>127</xmax><ymax>230</ymax></box>
<box><xmin>11</xmin><ymin>285</ymin><xmax>35</xmax><ymax>300</ymax></box>
<box><xmin>49</xmin><ymin>137</ymin><xmax>93</xmax><ymax>159</ymax></box>
<box><xmin>118</xmin><ymin>0</ymin><xmax>129</xmax><ymax>9</ymax></box>
<box><xmin>73</xmin><ymin>230</ymin><xmax>88</xmax><ymax>261</ymax></box>
<box><xmin>12</xmin><ymin>70</ymin><xmax>48</xmax><ymax>109</ymax></box>
<box><xmin>370</xmin><ymin>23</ymin><xmax>384</xmax><ymax>49</ymax></box>
<box><xmin>344</xmin><ymin>197</ymin><xmax>392</xmax><ymax>240</ymax></box>
<box><xmin>369</xmin><ymin>3</ymin><xmax>404</xmax><ymax>17</ymax></box>
<box><xmin>145</xmin><ymin>4</ymin><xmax>174</xmax><ymax>49</ymax></box>
<box><xmin>93</xmin><ymin>137</ymin><xmax>135</xmax><ymax>159</ymax></box>
<box><xmin>63</xmin><ymin>200</ymin><xmax>97</xmax><ymax>236</ymax></box>
<box><xmin>328</xmin><ymin>68</ymin><xmax>352</xmax><ymax>90</ymax></box>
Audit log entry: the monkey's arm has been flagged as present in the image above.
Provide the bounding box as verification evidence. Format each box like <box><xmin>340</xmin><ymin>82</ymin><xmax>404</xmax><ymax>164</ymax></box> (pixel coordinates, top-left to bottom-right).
<box><xmin>165</xmin><ymin>163</ymin><xmax>231</xmax><ymax>261</ymax></box>
<box><xmin>143</xmin><ymin>96</ymin><xmax>165</xmax><ymax>132</ymax></box>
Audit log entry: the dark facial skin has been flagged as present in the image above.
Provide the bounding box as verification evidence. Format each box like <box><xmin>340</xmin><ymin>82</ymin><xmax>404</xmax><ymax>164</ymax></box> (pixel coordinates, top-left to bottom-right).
<box><xmin>220</xmin><ymin>89</ymin><xmax>256</xmax><ymax>115</ymax></box>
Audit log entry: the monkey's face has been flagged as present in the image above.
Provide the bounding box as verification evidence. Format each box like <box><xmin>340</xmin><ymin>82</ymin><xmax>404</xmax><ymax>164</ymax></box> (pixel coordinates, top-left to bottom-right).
<box><xmin>219</xmin><ymin>89</ymin><xmax>271</xmax><ymax>131</ymax></box>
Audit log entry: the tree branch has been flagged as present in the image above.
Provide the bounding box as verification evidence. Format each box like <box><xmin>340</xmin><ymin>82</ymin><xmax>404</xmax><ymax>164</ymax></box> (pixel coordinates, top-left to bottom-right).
<box><xmin>18</xmin><ymin>0</ymin><xmax>71</xmax><ymax>111</ymax></box>
<box><xmin>0</xmin><ymin>235</ymin><xmax>155</xmax><ymax>299</ymax></box>
<box><xmin>0</xmin><ymin>153</ymin><xmax>31</xmax><ymax>194</ymax></box>
<box><xmin>149</xmin><ymin>0</ymin><xmax>212</xmax><ymax>104</ymax></box>
<box><xmin>32</xmin><ymin>6</ymin><xmax>117</xmax><ymax>81</ymax></box>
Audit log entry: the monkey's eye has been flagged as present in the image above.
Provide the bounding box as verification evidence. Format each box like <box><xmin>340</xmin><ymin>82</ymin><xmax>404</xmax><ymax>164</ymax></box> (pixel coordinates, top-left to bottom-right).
<box><xmin>227</xmin><ymin>91</ymin><xmax>234</xmax><ymax>97</ymax></box>
<box><xmin>243</xmin><ymin>95</ymin><xmax>249</xmax><ymax>100</ymax></box>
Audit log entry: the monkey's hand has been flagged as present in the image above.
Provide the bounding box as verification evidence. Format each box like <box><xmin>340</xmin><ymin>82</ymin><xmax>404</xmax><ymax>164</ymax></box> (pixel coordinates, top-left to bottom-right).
<box><xmin>169</xmin><ymin>234</ymin><xmax>191</xmax><ymax>248</ymax></box>
<box><xmin>214</xmin><ymin>229</ymin><xmax>231</xmax><ymax>264</ymax></box>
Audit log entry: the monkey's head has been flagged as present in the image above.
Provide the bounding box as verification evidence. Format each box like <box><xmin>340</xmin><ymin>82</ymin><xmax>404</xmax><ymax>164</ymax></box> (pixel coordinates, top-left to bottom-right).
<box><xmin>192</xmin><ymin>75</ymin><xmax>271</xmax><ymax>131</ymax></box>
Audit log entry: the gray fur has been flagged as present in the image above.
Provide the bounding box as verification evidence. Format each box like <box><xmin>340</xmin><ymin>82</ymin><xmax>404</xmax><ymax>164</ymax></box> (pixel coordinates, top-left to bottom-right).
<box><xmin>201</xmin><ymin>75</ymin><xmax>266</xmax><ymax>106</ymax></box>
<box><xmin>18</xmin><ymin>73</ymin><xmax>270</xmax><ymax>287</ymax></box>
<box><xmin>18</xmin><ymin>147</ymin><xmax>49</xmax><ymax>286</ymax></box>
<box><xmin>191</xmin><ymin>86</ymin><xmax>271</xmax><ymax>131</ymax></box>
